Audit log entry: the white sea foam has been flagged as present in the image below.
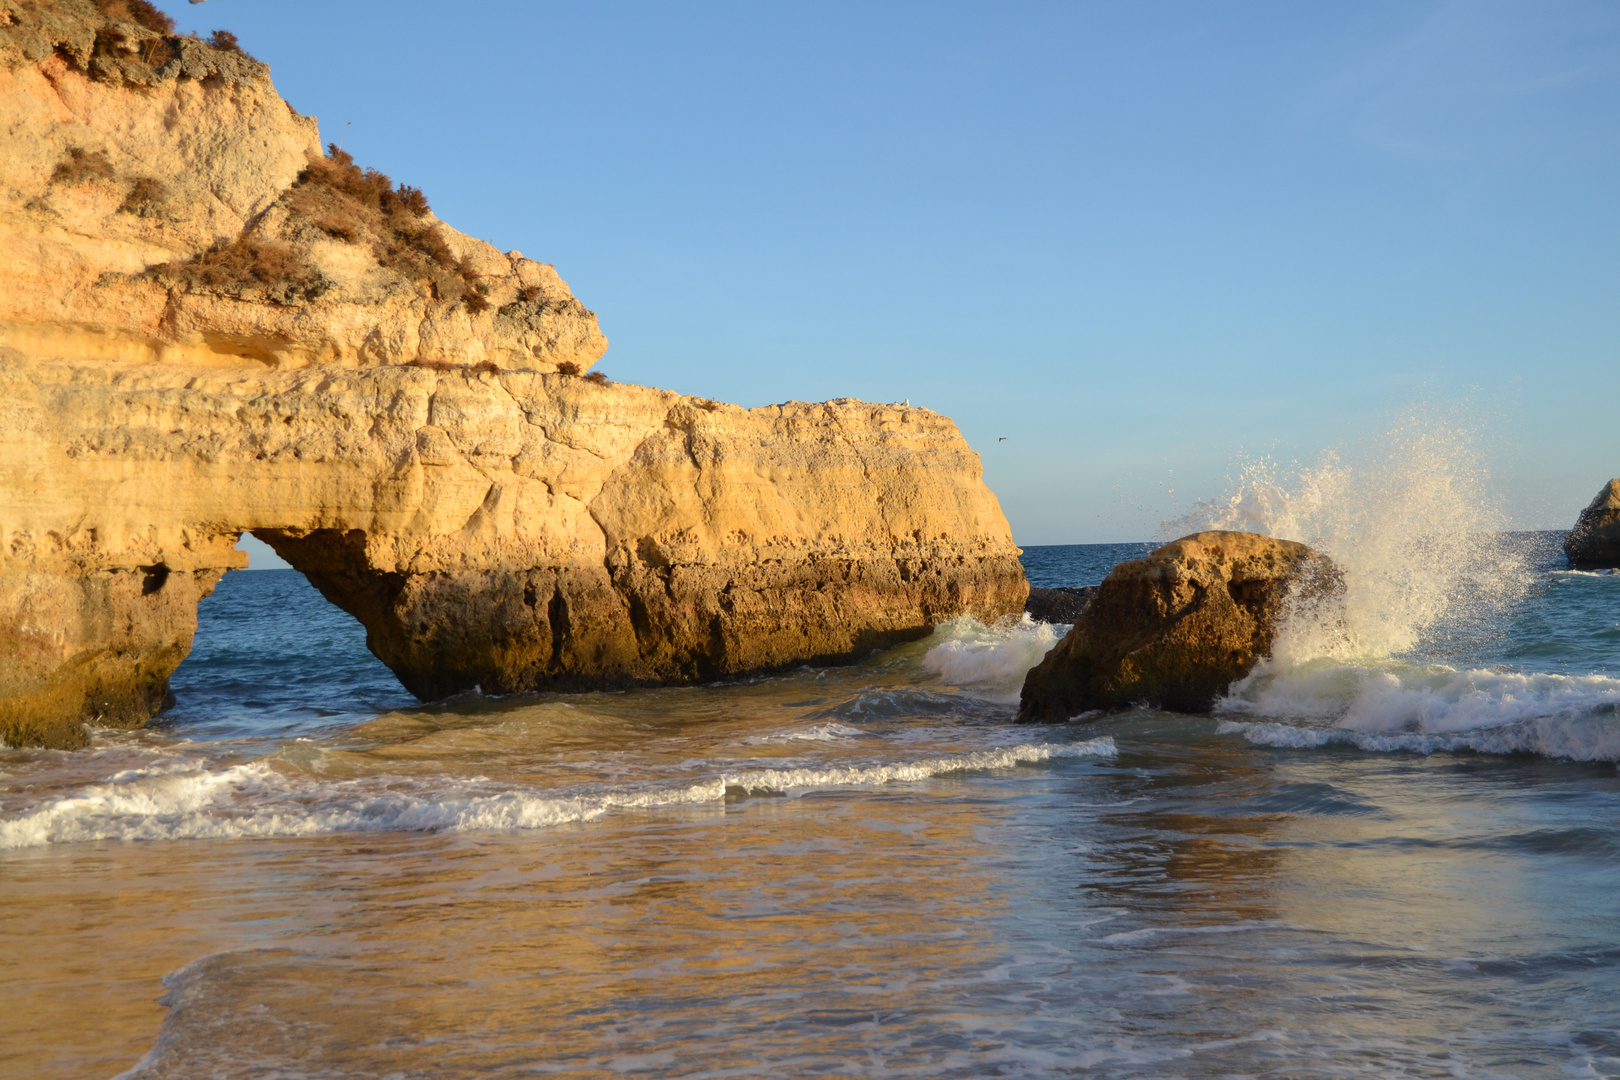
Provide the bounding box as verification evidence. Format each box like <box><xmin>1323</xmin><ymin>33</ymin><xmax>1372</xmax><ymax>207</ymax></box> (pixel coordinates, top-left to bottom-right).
<box><xmin>921</xmin><ymin>614</ymin><xmax>1063</xmax><ymax>704</ymax></box>
<box><xmin>0</xmin><ymin>738</ymin><xmax>1116</xmax><ymax>849</ymax></box>
<box><xmin>1216</xmin><ymin>662</ymin><xmax>1620</xmax><ymax>761</ymax></box>
<box><xmin>725</xmin><ymin>738</ymin><xmax>1115</xmax><ymax>794</ymax></box>
<box><xmin>1223</xmin><ymin>661</ymin><xmax>1620</xmax><ymax>731</ymax></box>
<box><xmin>1097</xmin><ymin>920</ymin><xmax>1287</xmax><ymax>946</ymax></box>
<box><xmin>739</xmin><ymin>722</ymin><xmax>867</xmax><ymax>745</ymax></box>
<box><xmin>1220</xmin><ymin>717</ymin><xmax>1620</xmax><ymax>762</ymax></box>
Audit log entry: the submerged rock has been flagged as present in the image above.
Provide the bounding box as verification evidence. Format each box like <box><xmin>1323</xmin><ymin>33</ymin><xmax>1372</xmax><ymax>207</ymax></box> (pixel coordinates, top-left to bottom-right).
<box><xmin>1564</xmin><ymin>480</ymin><xmax>1620</xmax><ymax>570</ymax></box>
<box><xmin>1017</xmin><ymin>531</ymin><xmax>1340</xmax><ymax>721</ymax></box>
<box><xmin>0</xmin><ymin>2</ymin><xmax>1025</xmax><ymax>748</ymax></box>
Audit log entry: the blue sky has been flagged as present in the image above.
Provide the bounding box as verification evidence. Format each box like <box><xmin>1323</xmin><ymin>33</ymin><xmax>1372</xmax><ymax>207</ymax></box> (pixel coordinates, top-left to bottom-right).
<box><xmin>182</xmin><ymin>1</ymin><xmax>1620</xmax><ymax>545</ymax></box>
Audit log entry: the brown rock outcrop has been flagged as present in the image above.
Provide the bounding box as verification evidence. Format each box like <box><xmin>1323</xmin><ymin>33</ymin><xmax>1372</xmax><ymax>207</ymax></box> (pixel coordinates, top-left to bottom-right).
<box><xmin>0</xmin><ymin>2</ymin><xmax>1025</xmax><ymax>748</ymax></box>
<box><xmin>1564</xmin><ymin>479</ymin><xmax>1620</xmax><ymax>570</ymax></box>
<box><xmin>1017</xmin><ymin>532</ymin><xmax>1340</xmax><ymax>720</ymax></box>
<box><xmin>1024</xmin><ymin>586</ymin><xmax>1097</xmax><ymax>624</ymax></box>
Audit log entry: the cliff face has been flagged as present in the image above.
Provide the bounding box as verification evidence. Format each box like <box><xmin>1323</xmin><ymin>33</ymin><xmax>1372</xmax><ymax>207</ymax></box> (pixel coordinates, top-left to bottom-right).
<box><xmin>0</xmin><ymin>2</ymin><xmax>1025</xmax><ymax>748</ymax></box>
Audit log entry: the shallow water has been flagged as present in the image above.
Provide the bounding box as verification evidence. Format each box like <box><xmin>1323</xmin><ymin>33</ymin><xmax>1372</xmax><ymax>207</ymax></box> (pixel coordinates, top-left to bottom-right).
<box><xmin>3</xmin><ymin>538</ymin><xmax>1618</xmax><ymax>1078</ymax></box>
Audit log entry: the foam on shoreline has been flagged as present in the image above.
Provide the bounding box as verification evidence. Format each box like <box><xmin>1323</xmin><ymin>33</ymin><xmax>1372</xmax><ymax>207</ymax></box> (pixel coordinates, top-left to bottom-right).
<box><xmin>0</xmin><ymin>738</ymin><xmax>1116</xmax><ymax>849</ymax></box>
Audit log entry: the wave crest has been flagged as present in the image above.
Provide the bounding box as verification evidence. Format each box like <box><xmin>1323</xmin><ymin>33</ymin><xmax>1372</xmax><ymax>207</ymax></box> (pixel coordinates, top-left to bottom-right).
<box><xmin>1165</xmin><ymin>408</ymin><xmax>1530</xmax><ymax>663</ymax></box>
<box><xmin>1217</xmin><ymin>661</ymin><xmax>1620</xmax><ymax>762</ymax></box>
<box><xmin>920</xmin><ymin>615</ymin><xmax>1063</xmax><ymax>704</ymax></box>
<box><xmin>0</xmin><ymin>738</ymin><xmax>1116</xmax><ymax>850</ymax></box>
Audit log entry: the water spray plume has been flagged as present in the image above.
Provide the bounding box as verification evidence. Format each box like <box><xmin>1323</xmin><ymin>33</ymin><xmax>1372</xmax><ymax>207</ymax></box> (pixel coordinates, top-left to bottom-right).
<box><xmin>1166</xmin><ymin>406</ymin><xmax>1530</xmax><ymax>664</ymax></box>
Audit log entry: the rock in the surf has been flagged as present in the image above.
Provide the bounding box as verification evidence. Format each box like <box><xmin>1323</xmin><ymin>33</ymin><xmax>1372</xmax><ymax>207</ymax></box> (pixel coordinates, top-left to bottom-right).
<box><xmin>1564</xmin><ymin>479</ymin><xmax>1620</xmax><ymax>570</ymax></box>
<box><xmin>0</xmin><ymin>1</ymin><xmax>1026</xmax><ymax>748</ymax></box>
<box><xmin>1017</xmin><ymin>531</ymin><xmax>1341</xmax><ymax>720</ymax></box>
<box><xmin>1024</xmin><ymin>586</ymin><xmax>1098</xmax><ymax>624</ymax></box>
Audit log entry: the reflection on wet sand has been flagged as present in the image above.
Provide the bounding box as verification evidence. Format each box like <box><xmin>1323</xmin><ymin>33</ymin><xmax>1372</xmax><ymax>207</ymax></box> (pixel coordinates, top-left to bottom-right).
<box><xmin>1072</xmin><ymin>722</ymin><xmax>1288</xmax><ymax>927</ymax></box>
<box><xmin>4</xmin><ymin>705</ymin><xmax>1618</xmax><ymax>1079</ymax></box>
<box><xmin>5</xmin><ymin>790</ymin><xmax>1019</xmax><ymax>1078</ymax></box>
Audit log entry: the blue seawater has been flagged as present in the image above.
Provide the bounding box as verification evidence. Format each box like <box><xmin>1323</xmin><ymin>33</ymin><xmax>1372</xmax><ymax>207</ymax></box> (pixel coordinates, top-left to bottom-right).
<box><xmin>159</xmin><ymin>570</ymin><xmax>412</xmax><ymax>742</ymax></box>
<box><xmin>1</xmin><ymin>536</ymin><xmax>1617</xmax><ymax>1078</ymax></box>
<box><xmin>1020</xmin><ymin>541</ymin><xmax>1155</xmax><ymax>589</ymax></box>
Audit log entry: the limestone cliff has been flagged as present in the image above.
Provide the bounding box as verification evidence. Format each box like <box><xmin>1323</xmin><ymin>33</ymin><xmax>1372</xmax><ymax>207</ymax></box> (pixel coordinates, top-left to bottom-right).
<box><xmin>0</xmin><ymin>1</ymin><xmax>1025</xmax><ymax>748</ymax></box>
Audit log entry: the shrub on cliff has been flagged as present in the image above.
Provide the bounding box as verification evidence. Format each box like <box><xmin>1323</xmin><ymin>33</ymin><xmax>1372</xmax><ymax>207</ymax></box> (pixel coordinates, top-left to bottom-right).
<box><xmin>93</xmin><ymin>0</ymin><xmax>172</xmax><ymax>35</ymax></box>
<box><xmin>11</xmin><ymin>0</ymin><xmax>266</xmax><ymax>89</ymax></box>
<box><xmin>118</xmin><ymin>175</ymin><xmax>166</xmax><ymax>216</ymax></box>
<box><xmin>143</xmin><ymin>144</ymin><xmax>490</xmax><ymax>311</ymax></box>
<box><xmin>207</xmin><ymin>28</ymin><xmax>255</xmax><ymax>62</ymax></box>
<box><xmin>153</xmin><ymin>238</ymin><xmax>326</xmax><ymax>306</ymax></box>
<box><xmin>87</xmin><ymin>0</ymin><xmax>178</xmax><ymax>76</ymax></box>
<box><xmin>50</xmin><ymin>147</ymin><xmax>116</xmax><ymax>185</ymax></box>
<box><xmin>286</xmin><ymin>145</ymin><xmax>487</xmax><ymax>311</ymax></box>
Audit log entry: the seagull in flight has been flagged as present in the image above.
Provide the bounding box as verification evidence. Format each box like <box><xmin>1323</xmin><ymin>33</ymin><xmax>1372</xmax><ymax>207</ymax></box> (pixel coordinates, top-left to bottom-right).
<box><xmin>998</xmin><ymin>437</ymin><xmax>1007</xmax><ymax>441</ymax></box>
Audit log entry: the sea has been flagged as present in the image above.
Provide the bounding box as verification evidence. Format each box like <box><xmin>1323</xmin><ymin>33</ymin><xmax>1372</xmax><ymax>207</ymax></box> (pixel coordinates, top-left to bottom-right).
<box><xmin>3</xmin><ymin>534</ymin><xmax>1618</xmax><ymax>1078</ymax></box>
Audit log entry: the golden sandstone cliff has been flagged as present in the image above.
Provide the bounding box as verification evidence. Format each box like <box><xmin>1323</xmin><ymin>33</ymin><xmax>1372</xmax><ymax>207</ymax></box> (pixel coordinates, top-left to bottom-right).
<box><xmin>0</xmin><ymin>1</ymin><xmax>1025</xmax><ymax>748</ymax></box>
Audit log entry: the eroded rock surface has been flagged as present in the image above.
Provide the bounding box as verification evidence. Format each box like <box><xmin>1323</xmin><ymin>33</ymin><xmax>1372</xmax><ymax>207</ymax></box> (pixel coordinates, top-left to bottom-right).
<box><xmin>1017</xmin><ymin>532</ymin><xmax>1339</xmax><ymax>720</ymax></box>
<box><xmin>0</xmin><ymin>2</ymin><xmax>1024</xmax><ymax>748</ymax></box>
<box><xmin>1565</xmin><ymin>479</ymin><xmax>1620</xmax><ymax>570</ymax></box>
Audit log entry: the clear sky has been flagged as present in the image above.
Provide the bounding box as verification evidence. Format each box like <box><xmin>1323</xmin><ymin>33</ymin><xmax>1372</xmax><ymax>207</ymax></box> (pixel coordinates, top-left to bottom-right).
<box><xmin>181</xmin><ymin>0</ymin><xmax>1620</xmax><ymax>546</ymax></box>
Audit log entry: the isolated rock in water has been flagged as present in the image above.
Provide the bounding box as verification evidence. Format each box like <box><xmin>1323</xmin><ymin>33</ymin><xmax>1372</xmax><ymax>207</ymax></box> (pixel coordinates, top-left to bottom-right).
<box><xmin>1017</xmin><ymin>532</ymin><xmax>1341</xmax><ymax>720</ymax></box>
<box><xmin>1024</xmin><ymin>586</ymin><xmax>1097</xmax><ymax>624</ymax></box>
<box><xmin>0</xmin><ymin>1</ymin><xmax>1026</xmax><ymax>748</ymax></box>
<box><xmin>1564</xmin><ymin>480</ymin><xmax>1620</xmax><ymax>570</ymax></box>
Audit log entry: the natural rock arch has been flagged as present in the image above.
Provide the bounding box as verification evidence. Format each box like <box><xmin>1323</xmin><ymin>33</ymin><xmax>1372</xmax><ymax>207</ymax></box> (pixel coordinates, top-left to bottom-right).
<box><xmin>0</xmin><ymin>371</ymin><xmax>1026</xmax><ymax>750</ymax></box>
<box><xmin>0</xmin><ymin>4</ymin><xmax>1025</xmax><ymax>748</ymax></box>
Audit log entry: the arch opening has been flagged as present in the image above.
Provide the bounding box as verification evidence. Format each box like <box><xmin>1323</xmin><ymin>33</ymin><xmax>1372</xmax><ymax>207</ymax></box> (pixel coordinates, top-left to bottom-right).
<box><xmin>160</xmin><ymin>538</ymin><xmax>412</xmax><ymax>742</ymax></box>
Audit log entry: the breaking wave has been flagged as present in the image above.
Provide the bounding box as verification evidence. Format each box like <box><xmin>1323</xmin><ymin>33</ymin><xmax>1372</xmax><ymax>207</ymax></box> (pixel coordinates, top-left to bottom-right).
<box><xmin>1153</xmin><ymin>406</ymin><xmax>1620</xmax><ymax>762</ymax></box>
<box><xmin>1217</xmin><ymin>661</ymin><xmax>1620</xmax><ymax>762</ymax></box>
<box><xmin>0</xmin><ymin>738</ymin><xmax>1116</xmax><ymax>849</ymax></box>
<box><xmin>920</xmin><ymin>615</ymin><xmax>1064</xmax><ymax>704</ymax></box>
<box><xmin>1166</xmin><ymin>407</ymin><xmax>1530</xmax><ymax>663</ymax></box>
<box><xmin>739</xmin><ymin>722</ymin><xmax>868</xmax><ymax>744</ymax></box>
<box><xmin>1220</xmin><ymin>717</ymin><xmax>1620</xmax><ymax>762</ymax></box>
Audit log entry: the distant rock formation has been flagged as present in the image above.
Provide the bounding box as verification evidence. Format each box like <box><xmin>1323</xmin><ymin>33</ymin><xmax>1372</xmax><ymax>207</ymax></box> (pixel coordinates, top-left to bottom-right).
<box><xmin>1017</xmin><ymin>532</ymin><xmax>1340</xmax><ymax>720</ymax></box>
<box><xmin>0</xmin><ymin>1</ymin><xmax>1025</xmax><ymax>748</ymax></box>
<box><xmin>1564</xmin><ymin>480</ymin><xmax>1620</xmax><ymax>570</ymax></box>
<box><xmin>1024</xmin><ymin>586</ymin><xmax>1097</xmax><ymax>624</ymax></box>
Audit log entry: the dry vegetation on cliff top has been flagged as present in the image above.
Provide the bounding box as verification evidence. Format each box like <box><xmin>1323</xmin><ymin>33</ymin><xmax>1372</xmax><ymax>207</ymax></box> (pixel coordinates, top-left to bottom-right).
<box><xmin>2</xmin><ymin>0</ymin><xmax>491</xmax><ymax>309</ymax></box>
<box><xmin>5</xmin><ymin>0</ymin><xmax>609</xmax><ymax>371</ymax></box>
<box><xmin>0</xmin><ymin>0</ymin><xmax>265</xmax><ymax>84</ymax></box>
<box><xmin>145</xmin><ymin>144</ymin><xmax>491</xmax><ymax>309</ymax></box>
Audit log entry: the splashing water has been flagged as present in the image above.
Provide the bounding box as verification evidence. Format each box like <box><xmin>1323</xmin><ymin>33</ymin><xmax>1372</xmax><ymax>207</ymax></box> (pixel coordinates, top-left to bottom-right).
<box><xmin>920</xmin><ymin>615</ymin><xmax>1065</xmax><ymax>704</ymax></box>
<box><xmin>1165</xmin><ymin>409</ymin><xmax>1531</xmax><ymax>664</ymax></box>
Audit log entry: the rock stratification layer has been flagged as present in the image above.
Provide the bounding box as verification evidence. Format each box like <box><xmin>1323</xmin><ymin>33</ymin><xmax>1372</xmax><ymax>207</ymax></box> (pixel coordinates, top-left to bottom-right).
<box><xmin>1017</xmin><ymin>532</ymin><xmax>1339</xmax><ymax>721</ymax></box>
<box><xmin>1564</xmin><ymin>479</ymin><xmax>1620</xmax><ymax>570</ymax></box>
<box><xmin>0</xmin><ymin>2</ymin><xmax>1024</xmax><ymax>748</ymax></box>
